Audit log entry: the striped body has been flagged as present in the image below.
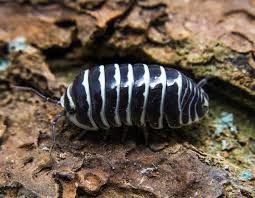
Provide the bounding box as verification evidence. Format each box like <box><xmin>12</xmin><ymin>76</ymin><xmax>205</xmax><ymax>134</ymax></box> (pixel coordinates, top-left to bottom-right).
<box><xmin>60</xmin><ymin>64</ymin><xmax>209</xmax><ymax>130</ymax></box>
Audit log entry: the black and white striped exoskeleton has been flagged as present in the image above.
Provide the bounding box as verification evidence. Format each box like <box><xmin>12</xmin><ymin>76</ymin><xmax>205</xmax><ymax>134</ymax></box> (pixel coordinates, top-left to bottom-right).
<box><xmin>13</xmin><ymin>63</ymin><xmax>209</xmax><ymax>145</ymax></box>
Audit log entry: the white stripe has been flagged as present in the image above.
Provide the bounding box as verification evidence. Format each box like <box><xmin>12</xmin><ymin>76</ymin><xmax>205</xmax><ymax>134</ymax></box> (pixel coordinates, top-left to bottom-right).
<box><xmin>194</xmin><ymin>88</ymin><xmax>199</xmax><ymax>121</ymax></box>
<box><xmin>126</xmin><ymin>64</ymin><xmax>134</xmax><ymax>125</ymax></box>
<box><xmin>184</xmin><ymin>80</ymin><xmax>192</xmax><ymax>124</ymax></box>
<box><xmin>203</xmin><ymin>90</ymin><xmax>209</xmax><ymax>107</ymax></box>
<box><xmin>158</xmin><ymin>66</ymin><xmax>166</xmax><ymax>129</ymax></box>
<box><xmin>200</xmin><ymin>89</ymin><xmax>204</xmax><ymax>102</ymax></box>
<box><xmin>98</xmin><ymin>65</ymin><xmax>110</xmax><ymax>128</ymax></box>
<box><xmin>188</xmin><ymin>81</ymin><xmax>195</xmax><ymax>124</ymax></box>
<box><xmin>181</xmin><ymin>79</ymin><xmax>191</xmax><ymax>113</ymax></box>
<box><xmin>114</xmin><ymin>64</ymin><xmax>122</xmax><ymax>126</ymax></box>
<box><xmin>68</xmin><ymin>114</ymin><xmax>97</xmax><ymax>131</ymax></box>
<box><xmin>82</xmin><ymin>70</ymin><xmax>98</xmax><ymax>130</ymax></box>
<box><xmin>140</xmin><ymin>64</ymin><xmax>150</xmax><ymax>126</ymax></box>
<box><xmin>175</xmin><ymin>72</ymin><xmax>183</xmax><ymax>125</ymax></box>
<box><xmin>204</xmin><ymin>98</ymin><xmax>209</xmax><ymax>107</ymax></box>
<box><xmin>67</xmin><ymin>84</ymin><xmax>75</xmax><ymax>109</ymax></box>
<box><xmin>181</xmin><ymin>77</ymin><xmax>188</xmax><ymax>108</ymax></box>
<box><xmin>60</xmin><ymin>95</ymin><xmax>65</xmax><ymax>108</ymax></box>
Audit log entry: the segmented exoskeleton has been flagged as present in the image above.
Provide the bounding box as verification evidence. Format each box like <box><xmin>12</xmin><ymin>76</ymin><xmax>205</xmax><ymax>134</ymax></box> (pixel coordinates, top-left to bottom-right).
<box><xmin>61</xmin><ymin>63</ymin><xmax>209</xmax><ymax>130</ymax></box>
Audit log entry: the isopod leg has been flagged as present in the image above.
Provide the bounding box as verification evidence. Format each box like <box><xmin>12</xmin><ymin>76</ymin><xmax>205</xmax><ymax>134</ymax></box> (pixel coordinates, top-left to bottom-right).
<box><xmin>103</xmin><ymin>129</ymin><xmax>111</xmax><ymax>141</ymax></box>
<box><xmin>143</xmin><ymin>127</ymin><xmax>149</xmax><ymax>146</ymax></box>
<box><xmin>50</xmin><ymin>111</ymin><xmax>65</xmax><ymax>154</ymax></box>
<box><xmin>75</xmin><ymin>130</ymin><xmax>87</xmax><ymax>140</ymax></box>
<box><xmin>121</xmin><ymin>127</ymin><xmax>128</xmax><ymax>143</ymax></box>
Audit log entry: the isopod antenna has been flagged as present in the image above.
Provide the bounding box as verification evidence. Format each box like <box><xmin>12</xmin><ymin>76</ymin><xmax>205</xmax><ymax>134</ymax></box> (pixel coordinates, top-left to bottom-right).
<box><xmin>11</xmin><ymin>85</ymin><xmax>65</xmax><ymax>154</ymax></box>
<box><xmin>197</xmin><ymin>76</ymin><xmax>210</xmax><ymax>88</ymax></box>
<box><xmin>11</xmin><ymin>85</ymin><xmax>61</xmax><ymax>105</ymax></box>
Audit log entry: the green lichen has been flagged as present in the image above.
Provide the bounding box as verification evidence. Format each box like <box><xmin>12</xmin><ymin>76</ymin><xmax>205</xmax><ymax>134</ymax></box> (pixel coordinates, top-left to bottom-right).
<box><xmin>213</xmin><ymin>43</ymin><xmax>233</xmax><ymax>62</ymax></box>
<box><xmin>201</xmin><ymin>95</ymin><xmax>255</xmax><ymax>175</ymax></box>
<box><xmin>186</xmin><ymin>52</ymin><xmax>213</xmax><ymax>64</ymax></box>
<box><xmin>214</xmin><ymin>112</ymin><xmax>237</xmax><ymax>136</ymax></box>
<box><xmin>8</xmin><ymin>36</ymin><xmax>27</xmax><ymax>53</ymax></box>
<box><xmin>0</xmin><ymin>58</ymin><xmax>10</xmax><ymax>71</ymax></box>
<box><xmin>239</xmin><ymin>170</ymin><xmax>254</xmax><ymax>181</ymax></box>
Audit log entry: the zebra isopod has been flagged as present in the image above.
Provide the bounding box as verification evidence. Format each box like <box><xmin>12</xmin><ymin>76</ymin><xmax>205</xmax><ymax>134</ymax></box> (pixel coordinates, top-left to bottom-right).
<box><xmin>60</xmin><ymin>63</ymin><xmax>209</xmax><ymax>131</ymax></box>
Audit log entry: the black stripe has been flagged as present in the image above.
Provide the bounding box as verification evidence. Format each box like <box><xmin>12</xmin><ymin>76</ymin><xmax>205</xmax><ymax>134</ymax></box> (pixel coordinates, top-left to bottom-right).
<box><xmin>119</xmin><ymin>64</ymin><xmax>129</xmax><ymax>126</ymax></box>
<box><xmin>72</xmin><ymin>71</ymin><xmax>93</xmax><ymax>128</ymax></box>
<box><xmin>164</xmin><ymin>68</ymin><xmax>181</xmax><ymax>127</ymax></box>
<box><xmin>146</xmin><ymin>65</ymin><xmax>162</xmax><ymax>129</ymax></box>
<box><xmin>131</xmin><ymin>63</ymin><xmax>146</xmax><ymax>126</ymax></box>
<box><xmin>64</xmin><ymin>89</ymin><xmax>73</xmax><ymax>113</ymax></box>
<box><xmin>104</xmin><ymin>64</ymin><xmax>118</xmax><ymax>127</ymax></box>
<box><xmin>197</xmin><ymin>88</ymin><xmax>204</xmax><ymax>118</ymax></box>
<box><xmin>89</xmin><ymin>66</ymin><xmax>107</xmax><ymax>129</ymax></box>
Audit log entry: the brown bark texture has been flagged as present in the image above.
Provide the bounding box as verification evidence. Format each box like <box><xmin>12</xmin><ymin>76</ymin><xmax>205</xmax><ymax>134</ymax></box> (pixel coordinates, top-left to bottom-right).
<box><xmin>0</xmin><ymin>0</ymin><xmax>255</xmax><ymax>197</ymax></box>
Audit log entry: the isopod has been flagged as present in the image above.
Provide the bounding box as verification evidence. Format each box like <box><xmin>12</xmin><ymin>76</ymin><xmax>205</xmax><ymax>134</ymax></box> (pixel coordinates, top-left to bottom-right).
<box><xmin>13</xmin><ymin>63</ymin><xmax>209</xmax><ymax>145</ymax></box>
